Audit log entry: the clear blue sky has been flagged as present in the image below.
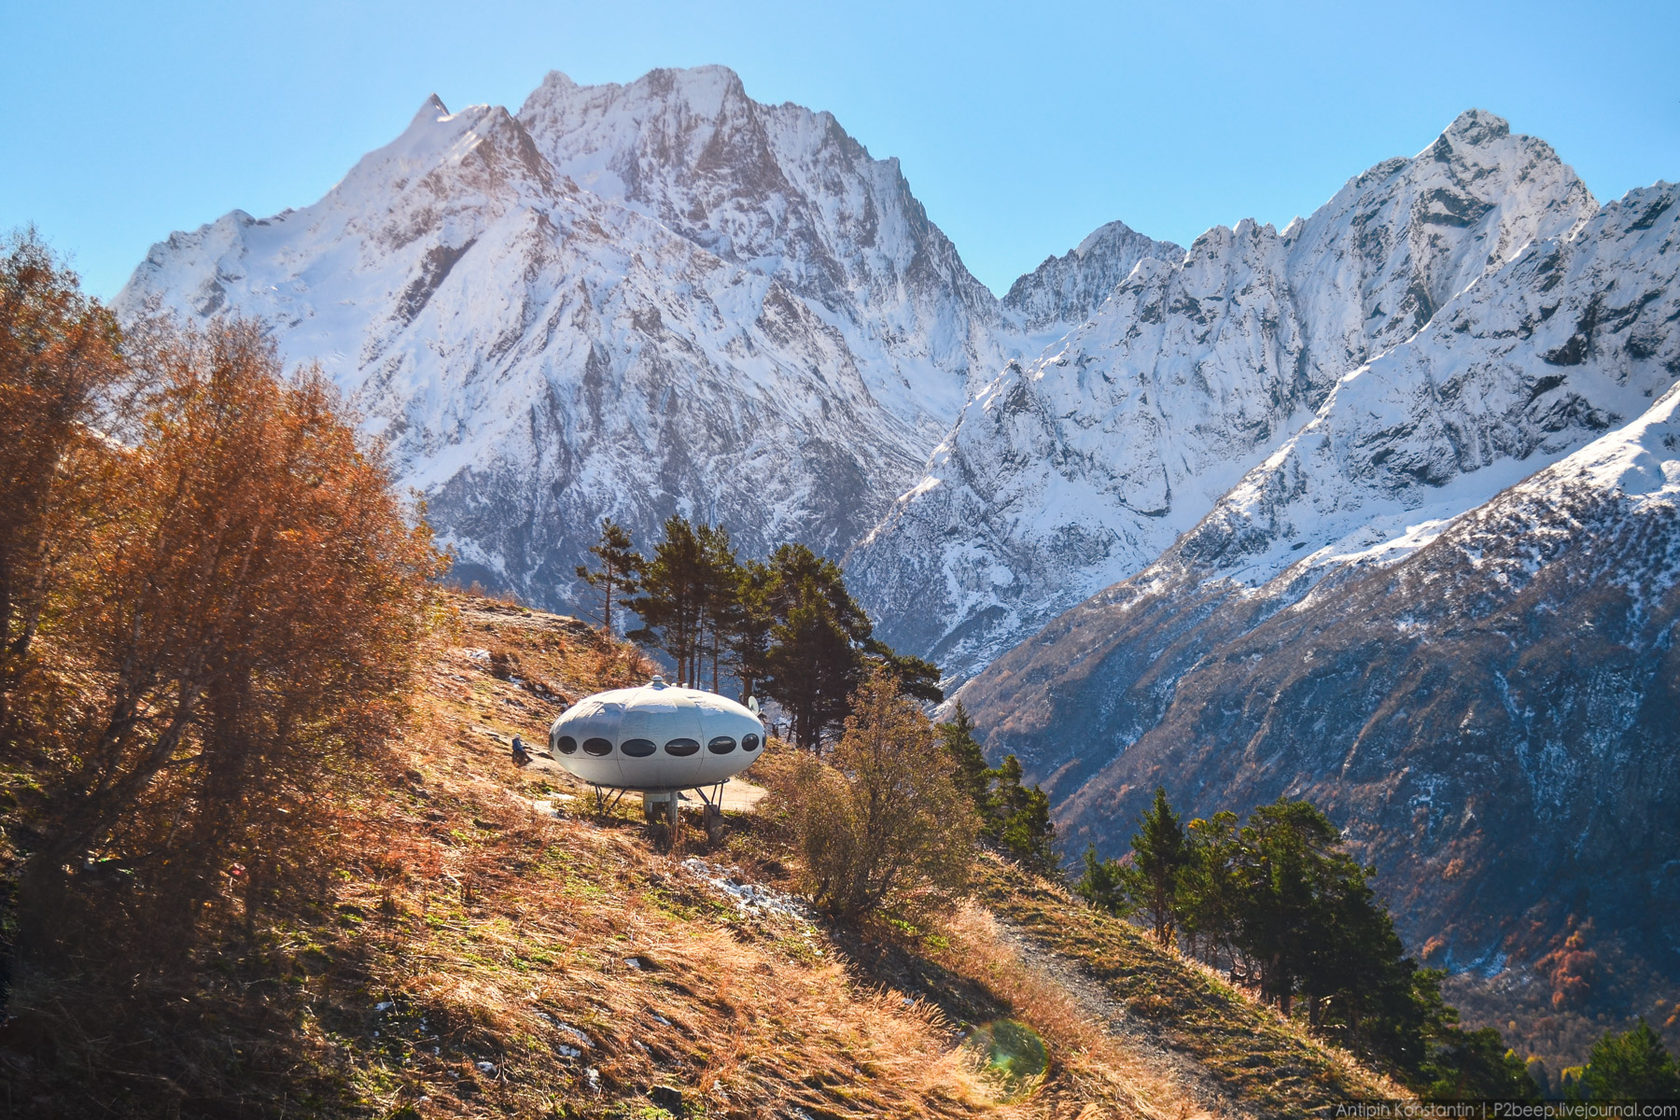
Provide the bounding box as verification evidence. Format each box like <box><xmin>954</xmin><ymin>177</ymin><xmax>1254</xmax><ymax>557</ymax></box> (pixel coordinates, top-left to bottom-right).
<box><xmin>4</xmin><ymin>0</ymin><xmax>1676</xmax><ymax>302</ymax></box>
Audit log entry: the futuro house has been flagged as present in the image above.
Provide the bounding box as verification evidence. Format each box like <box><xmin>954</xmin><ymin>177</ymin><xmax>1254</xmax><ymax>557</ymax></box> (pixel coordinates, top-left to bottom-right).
<box><xmin>547</xmin><ymin>676</ymin><xmax>764</xmax><ymax>821</ymax></box>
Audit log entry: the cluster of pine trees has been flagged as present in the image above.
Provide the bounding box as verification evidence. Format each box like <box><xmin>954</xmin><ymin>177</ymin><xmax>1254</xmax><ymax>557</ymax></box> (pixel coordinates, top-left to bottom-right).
<box><xmin>576</xmin><ymin>516</ymin><xmax>938</xmax><ymax>749</ymax></box>
<box><xmin>939</xmin><ymin>703</ymin><xmax>1057</xmax><ymax>876</ymax></box>
<box><xmin>1077</xmin><ymin>790</ymin><xmax>1538</xmax><ymax>1097</ymax></box>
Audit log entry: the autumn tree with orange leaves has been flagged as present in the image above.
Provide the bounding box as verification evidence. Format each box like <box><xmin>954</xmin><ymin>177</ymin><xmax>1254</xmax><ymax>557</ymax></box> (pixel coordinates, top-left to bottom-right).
<box><xmin>1</xmin><ymin>235</ymin><xmax>442</xmax><ymax>984</ymax></box>
<box><xmin>0</xmin><ymin>230</ymin><xmax>126</xmax><ymax>725</ymax></box>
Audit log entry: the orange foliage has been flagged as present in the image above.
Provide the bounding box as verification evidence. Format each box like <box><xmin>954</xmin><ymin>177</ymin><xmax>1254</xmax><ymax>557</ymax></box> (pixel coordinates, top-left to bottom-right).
<box><xmin>1538</xmin><ymin>920</ymin><xmax>1599</xmax><ymax>1011</ymax></box>
<box><xmin>5</xmin><ymin>298</ymin><xmax>444</xmax><ymax>977</ymax></box>
<box><xmin>0</xmin><ymin>230</ymin><xmax>124</xmax><ymax>710</ymax></box>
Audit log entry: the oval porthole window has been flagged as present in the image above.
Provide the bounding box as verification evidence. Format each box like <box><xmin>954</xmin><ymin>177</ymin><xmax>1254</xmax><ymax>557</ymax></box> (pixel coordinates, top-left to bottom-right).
<box><xmin>621</xmin><ymin>738</ymin><xmax>657</xmax><ymax>758</ymax></box>
<box><xmin>742</xmin><ymin>733</ymin><xmax>761</xmax><ymax>752</ymax></box>
<box><xmin>582</xmin><ymin>737</ymin><xmax>613</xmax><ymax>756</ymax></box>
<box><xmin>664</xmin><ymin>737</ymin><xmax>700</xmax><ymax>757</ymax></box>
<box><xmin>557</xmin><ymin>735</ymin><xmax>579</xmax><ymax>755</ymax></box>
<box><xmin>707</xmin><ymin>735</ymin><xmax>737</xmax><ymax>754</ymax></box>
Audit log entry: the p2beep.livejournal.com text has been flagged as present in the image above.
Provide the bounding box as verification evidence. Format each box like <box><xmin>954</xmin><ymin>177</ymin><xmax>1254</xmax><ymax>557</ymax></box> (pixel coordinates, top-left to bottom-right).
<box><xmin>1335</xmin><ymin>1102</ymin><xmax>1679</xmax><ymax>1119</ymax></box>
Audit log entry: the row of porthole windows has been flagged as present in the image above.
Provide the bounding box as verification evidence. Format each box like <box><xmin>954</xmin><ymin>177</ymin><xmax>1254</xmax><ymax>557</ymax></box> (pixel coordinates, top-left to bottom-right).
<box><xmin>553</xmin><ymin>733</ymin><xmax>762</xmax><ymax>758</ymax></box>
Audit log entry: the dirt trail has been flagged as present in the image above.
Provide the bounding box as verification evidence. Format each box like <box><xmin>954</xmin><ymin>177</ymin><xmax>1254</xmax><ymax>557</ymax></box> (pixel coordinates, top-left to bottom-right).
<box><xmin>992</xmin><ymin>917</ymin><xmax>1261</xmax><ymax>1120</ymax></box>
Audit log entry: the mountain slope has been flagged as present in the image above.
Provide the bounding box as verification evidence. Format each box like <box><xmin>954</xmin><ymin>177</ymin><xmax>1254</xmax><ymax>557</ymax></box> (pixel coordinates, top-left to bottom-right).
<box><xmin>5</xmin><ymin>591</ymin><xmax>1409</xmax><ymax>1117</ymax></box>
<box><xmin>848</xmin><ymin>111</ymin><xmax>1597</xmax><ymax>682</ymax></box>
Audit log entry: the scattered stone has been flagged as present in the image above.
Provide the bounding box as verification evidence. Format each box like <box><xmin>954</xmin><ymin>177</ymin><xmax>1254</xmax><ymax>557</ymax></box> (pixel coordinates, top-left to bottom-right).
<box><xmin>554</xmin><ymin>1022</ymin><xmax>592</xmax><ymax>1049</ymax></box>
<box><xmin>680</xmin><ymin>857</ymin><xmax>818</xmax><ymax>922</ymax></box>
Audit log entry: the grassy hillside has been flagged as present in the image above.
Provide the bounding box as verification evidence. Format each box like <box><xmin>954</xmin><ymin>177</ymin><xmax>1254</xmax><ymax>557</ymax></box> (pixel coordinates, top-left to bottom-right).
<box><xmin>2</xmin><ymin>593</ymin><xmax>1405</xmax><ymax>1118</ymax></box>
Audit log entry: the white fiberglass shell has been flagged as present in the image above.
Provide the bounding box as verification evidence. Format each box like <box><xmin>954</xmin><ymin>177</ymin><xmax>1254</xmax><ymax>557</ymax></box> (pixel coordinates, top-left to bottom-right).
<box><xmin>547</xmin><ymin>679</ymin><xmax>765</xmax><ymax>792</ymax></box>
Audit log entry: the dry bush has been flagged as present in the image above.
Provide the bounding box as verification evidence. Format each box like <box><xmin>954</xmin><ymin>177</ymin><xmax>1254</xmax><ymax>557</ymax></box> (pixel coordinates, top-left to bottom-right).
<box><xmin>10</xmin><ymin>316</ymin><xmax>439</xmax><ymax>952</ymax></box>
<box><xmin>0</xmin><ymin>230</ymin><xmax>125</xmax><ymax>712</ymax></box>
<box><xmin>486</xmin><ymin>641</ymin><xmax>519</xmax><ymax>681</ymax></box>
<box><xmin>781</xmin><ymin>671</ymin><xmax>979</xmax><ymax>923</ymax></box>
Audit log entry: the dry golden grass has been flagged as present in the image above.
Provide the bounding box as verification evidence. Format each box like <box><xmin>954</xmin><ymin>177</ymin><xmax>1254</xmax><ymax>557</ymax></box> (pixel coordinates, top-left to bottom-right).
<box><xmin>293</xmin><ymin>593</ymin><xmax>1027</xmax><ymax>1118</ymax></box>
<box><xmin>4</xmin><ymin>591</ymin><xmax>1403</xmax><ymax>1118</ymax></box>
<box><xmin>938</xmin><ymin>903</ymin><xmax>1209</xmax><ymax>1120</ymax></box>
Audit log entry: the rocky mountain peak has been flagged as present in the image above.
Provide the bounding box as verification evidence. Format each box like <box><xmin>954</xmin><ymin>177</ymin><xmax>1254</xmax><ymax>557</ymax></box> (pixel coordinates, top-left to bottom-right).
<box><xmin>642</xmin><ymin>63</ymin><xmax>751</xmax><ymax>112</ymax></box>
<box><xmin>516</xmin><ymin>64</ymin><xmax>778</xmax><ymax>205</ymax></box>
<box><xmin>412</xmin><ymin>93</ymin><xmax>451</xmax><ymax>127</ymax></box>
<box><xmin>849</xmin><ymin>108</ymin><xmax>1611</xmax><ymax>687</ymax></box>
<box><xmin>1002</xmin><ymin>218</ymin><xmax>1183</xmax><ymax>332</ymax></box>
<box><xmin>1443</xmin><ymin>107</ymin><xmax>1512</xmax><ymax>146</ymax></box>
<box><xmin>514</xmin><ymin>65</ymin><xmax>1003</xmax><ymax>434</ymax></box>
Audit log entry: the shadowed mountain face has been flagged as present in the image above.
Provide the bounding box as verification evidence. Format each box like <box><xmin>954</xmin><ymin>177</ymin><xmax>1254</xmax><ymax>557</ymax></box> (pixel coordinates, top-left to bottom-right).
<box><xmin>959</xmin><ymin>182</ymin><xmax>1680</xmax><ymax>1057</ymax></box>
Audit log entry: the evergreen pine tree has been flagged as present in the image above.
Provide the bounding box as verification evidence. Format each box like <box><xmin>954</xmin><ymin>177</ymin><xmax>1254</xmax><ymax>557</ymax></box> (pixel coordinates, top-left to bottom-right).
<box><xmin>1425</xmin><ymin>1026</ymin><xmax>1540</xmax><ymax>1100</ymax></box>
<box><xmin>1577</xmin><ymin>1020</ymin><xmax>1680</xmax><ymax>1100</ymax></box>
<box><xmin>575</xmin><ymin>518</ymin><xmax>644</xmax><ymax>634</ymax></box>
<box><xmin>1231</xmin><ymin>797</ymin><xmax>1341</xmax><ymax>1013</ymax></box>
<box><xmin>1126</xmin><ymin>786</ymin><xmax>1190</xmax><ymax>946</ymax></box>
<box><xmin>981</xmin><ymin>754</ymin><xmax>1058</xmax><ymax>875</ymax></box>
<box><xmin>627</xmin><ymin>515</ymin><xmax>705</xmax><ymax>684</ymax></box>
<box><xmin>760</xmin><ymin>544</ymin><xmax>872</xmax><ymax>749</ymax></box>
<box><xmin>940</xmin><ymin>702</ymin><xmax>990</xmax><ymax>812</ymax></box>
<box><xmin>694</xmin><ymin>523</ymin><xmax>741</xmax><ymax>693</ymax></box>
<box><xmin>725</xmin><ymin>557</ymin><xmax>774</xmax><ymax>704</ymax></box>
<box><xmin>764</xmin><ymin>577</ymin><xmax>858</xmax><ymax>749</ymax></box>
<box><xmin>1075</xmin><ymin>845</ymin><xmax>1131</xmax><ymax>915</ymax></box>
<box><xmin>863</xmin><ymin>638</ymin><xmax>944</xmax><ymax>703</ymax></box>
<box><xmin>1180</xmin><ymin>811</ymin><xmax>1240</xmax><ymax>965</ymax></box>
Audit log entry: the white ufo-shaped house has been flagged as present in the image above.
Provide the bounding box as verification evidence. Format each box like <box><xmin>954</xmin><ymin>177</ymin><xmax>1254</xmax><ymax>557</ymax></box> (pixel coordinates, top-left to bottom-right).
<box><xmin>547</xmin><ymin>677</ymin><xmax>764</xmax><ymax>798</ymax></box>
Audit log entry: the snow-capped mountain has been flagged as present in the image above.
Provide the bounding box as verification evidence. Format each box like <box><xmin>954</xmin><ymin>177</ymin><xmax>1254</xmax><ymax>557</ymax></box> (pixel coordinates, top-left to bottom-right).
<box><xmin>847</xmin><ymin>110</ymin><xmax>1598</xmax><ymax>682</ymax></box>
<box><xmin>1178</xmin><ymin>181</ymin><xmax>1678</xmax><ymax>586</ymax></box>
<box><xmin>116</xmin><ymin>68</ymin><xmax>1006</xmax><ymax>602</ymax></box>
<box><xmin>960</xmin><ymin>375</ymin><xmax>1680</xmax><ymax>1046</ymax></box>
<box><xmin>516</xmin><ymin>66</ymin><xmax>1007</xmax><ymax>438</ymax></box>
<box><xmin>964</xmin><ymin>176</ymin><xmax>1680</xmax><ymax>774</ymax></box>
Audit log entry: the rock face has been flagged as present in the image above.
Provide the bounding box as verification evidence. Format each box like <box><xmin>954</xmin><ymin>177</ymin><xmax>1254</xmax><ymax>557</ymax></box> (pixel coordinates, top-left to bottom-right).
<box><xmin>1000</xmin><ymin>219</ymin><xmax>1184</xmax><ymax>333</ymax></box>
<box><xmin>959</xmin><ymin>181</ymin><xmax>1680</xmax><ymax>1052</ymax></box>
<box><xmin>847</xmin><ymin>110</ymin><xmax>1598</xmax><ymax>682</ymax></box>
<box><xmin>117</xmin><ymin>67</ymin><xmax>1007</xmax><ymax>603</ymax></box>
